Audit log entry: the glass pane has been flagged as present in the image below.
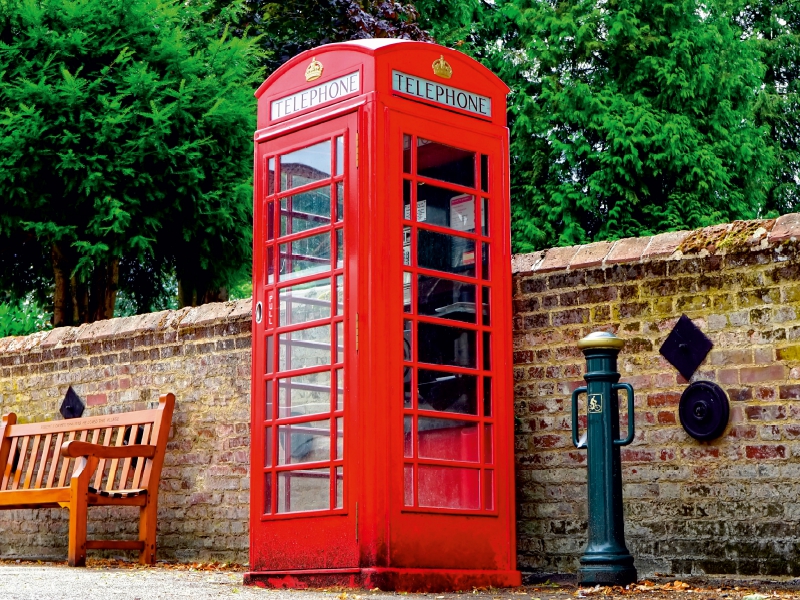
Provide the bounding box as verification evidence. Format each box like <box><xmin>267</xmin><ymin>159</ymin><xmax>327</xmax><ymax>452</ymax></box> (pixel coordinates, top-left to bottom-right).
<box><xmin>481</xmin><ymin>242</ymin><xmax>489</xmax><ymax>280</ymax></box>
<box><xmin>266</xmin><ymin>246</ymin><xmax>275</xmax><ymax>284</ymax></box>
<box><xmin>277</xmin><ymin>468</ymin><xmax>330</xmax><ymax>513</ymax></box>
<box><xmin>268</xmin><ymin>158</ymin><xmax>276</xmax><ymax>196</ymax></box>
<box><xmin>336</xmin><ymin>368</ymin><xmax>344</xmax><ymax>411</ymax></box>
<box><xmin>480</xmin><ymin>155</ymin><xmax>488</xmax><ymax>193</ymax></box>
<box><xmin>418</xmin><ymin>418</ymin><xmax>479</xmax><ymax>462</ymax></box>
<box><xmin>279</xmin><ymin>231</ymin><xmax>331</xmax><ymax>281</ymax></box>
<box><xmin>403</xmin><ymin>272</ymin><xmax>412</xmax><ymax>313</ymax></box>
<box><xmin>482</xmin><ymin>197</ymin><xmax>489</xmax><ymax>236</ymax></box>
<box><xmin>336</xmin><ymin>321</ymin><xmax>344</xmax><ymax>363</ymax></box>
<box><xmin>418</xmin><ymin>230</ymin><xmax>475</xmax><ymax>277</ymax></box>
<box><xmin>279</xmin><ymin>325</ymin><xmax>331</xmax><ymax>371</ymax></box>
<box><xmin>404</xmin><ymin>464</ymin><xmax>414</xmax><ymax>506</ymax></box>
<box><xmin>484</xmin><ymin>470</ymin><xmax>494</xmax><ymax>510</ymax></box>
<box><xmin>280</xmin><ymin>141</ymin><xmax>331</xmax><ymax>191</ymax></box>
<box><xmin>280</xmin><ymin>187</ymin><xmax>331</xmax><ymax>236</ymax></box>
<box><xmin>403</xmin><ymin>134</ymin><xmax>412</xmax><ymax>174</ymax></box>
<box><xmin>403</xmin><ymin>226</ymin><xmax>412</xmax><ymax>266</ymax></box>
<box><xmin>482</xmin><ymin>287</ymin><xmax>490</xmax><ymax>326</ymax></box>
<box><xmin>336</xmin><ymin>274</ymin><xmax>344</xmax><ymax>314</ymax></box>
<box><xmin>265</xmin><ymin>427</ymin><xmax>272</xmax><ymax>467</ymax></box>
<box><xmin>336</xmin><ymin>228</ymin><xmax>344</xmax><ymax>268</ymax></box>
<box><xmin>265</xmin><ymin>336</ymin><xmax>274</xmax><ymax>374</ymax></box>
<box><xmin>483</xmin><ymin>377</ymin><xmax>492</xmax><ymax>417</ymax></box>
<box><xmin>335</xmin><ymin>136</ymin><xmax>344</xmax><ymax>176</ymax></box>
<box><xmin>264</xmin><ymin>472</ymin><xmax>272</xmax><ymax>514</ymax></box>
<box><xmin>335</xmin><ymin>466</ymin><xmax>343</xmax><ymax>509</ymax></box>
<box><xmin>417</xmin><ymin>322</ymin><xmax>476</xmax><ymax>368</ymax></box>
<box><xmin>278</xmin><ymin>419</ymin><xmax>330</xmax><ymax>465</ymax></box>
<box><xmin>267</xmin><ymin>202</ymin><xmax>275</xmax><ymax>240</ymax></box>
<box><xmin>336</xmin><ymin>181</ymin><xmax>344</xmax><ymax>222</ymax></box>
<box><xmin>336</xmin><ymin>417</ymin><xmax>344</xmax><ymax>460</ymax></box>
<box><xmin>279</xmin><ymin>278</ymin><xmax>332</xmax><ymax>326</ymax></box>
<box><xmin>404</xmin><ymin>320</ymin><xmax>413</xmax><ymax>408</ymax></box>
<box><xmin>266</xmin><ymin>381</ymin><xmax>274</xmax><ymax>420</ymax></box>
<box><xmin>484</xmin><ymin>424</ymin><xmax>493</xmax><ymax>464</ymax></box>
<box><xmin>404</xmin><ymin>416</ymin><xmax>413</xmax><ymax>457</ymax></box>
<box><xmin>483</xmin><ymin>332</ymin><xmax>491</xmax><ymax>370</ymax></box>
<box><xmin>416</xmin><ymin>183</ymin><xmax>474</xmax><ymax>234</ymax></box>
<box><xmin>417</xmin><ymin>275</ymin><xmax>476</xmax><ymax>323</ymax></box>
<box><xmin>418</xmin><ymin>466</ymin><xmax>480</xmax><ymax>509</ymax></box>
<box><xmin>417</xmin><ymin>369</ymin><xmax>477</xmax><ymax>414</ymax></box>
<box><xmin>403</xmin><ymin>180</ymin><xmax>412</xmax><ymax>220</ymax></box>
<box><xmin>417</xmin><ymin>139</ymin><xmax>475</xmax><ymax>188</ymax></box>
<box><xmin>278</xmin><ymin>371</ymin><xmax>331</xmax><ymax>418</ymax></box>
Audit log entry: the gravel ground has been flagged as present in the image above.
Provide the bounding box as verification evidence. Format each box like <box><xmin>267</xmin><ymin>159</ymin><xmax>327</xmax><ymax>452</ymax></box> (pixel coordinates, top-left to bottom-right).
<box><xmin>2</xmin><ymin>561</ymin><xmax>800</xmax><ymax>600</ymax></box>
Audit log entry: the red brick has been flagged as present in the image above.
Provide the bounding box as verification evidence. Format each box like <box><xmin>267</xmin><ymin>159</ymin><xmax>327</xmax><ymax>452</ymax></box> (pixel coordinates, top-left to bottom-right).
<box><xmin>86</xmin><ymin>393</ymin><xmax>107</xmax><ymax>406</ymax></box>
<box><xmin>657</xmin><ymin>411</ymin><xmax>676</xmax><ymax>424</ymax></box>
<box><xmin>728</xmin><ymin>425</ymin><xmax>757</xmax><ymax>439</ymax></box>
<box><xmin>769</xmin><ymin>212</ymin><xmax>800</xmax><ymax>243</ymax></box>
<box><xmin>569</xmin><ymin>241</ymin><xmax>613</xmax><ymax>269</ymax></box>
<box><xmin>780</xmin><ymin>385</ymin><xmax>800</xmax><ymax>399</ymax></box>
<box><xmin>745</xmin><ymin>445</ymin><xmax>786</xmax><ymax>459</ymax></box>
<box><xmin>745</xmin><ymin>405</ymin><xmax>787</xmax><ymax>420</ymax></box>
<box><xmin>718</xmin><ymin>369</ymin><xmax>739</xmax><ymax>385</ymax></box>
<box><xmin>621</xmin><ymin>449</ymin><xmax>656</xmax><ymax>462</ymax></box>
<box><xmin>647</xmin><ymin>392</ymin><xmax>681</xmax><ymax>407</ymax></box>
<box><xmin>606</xmin><ymin>237</ymin><xmax>651</xmax><ymax>265</ymax></box>
<box><xmin>643</xmin><ymin>230</ymin><xmax>690</xmax><ymax>259</ymax></box>
<box><xmin>740</xmin><ymin>365</ymin><xmax>787</xmax><ymax>383</ymax></box>
<box><xmin>535</xmin><ymin>245</ymin><xmax>580</xmax><ymax>273</ymax></box>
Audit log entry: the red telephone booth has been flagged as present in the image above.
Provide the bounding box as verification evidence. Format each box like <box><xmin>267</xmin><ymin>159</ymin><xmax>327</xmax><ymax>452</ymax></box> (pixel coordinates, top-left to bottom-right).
<box><xmin>247</xmin><ymin>40</ymin><xmax>520</xmax><ymax>591</ymax></box>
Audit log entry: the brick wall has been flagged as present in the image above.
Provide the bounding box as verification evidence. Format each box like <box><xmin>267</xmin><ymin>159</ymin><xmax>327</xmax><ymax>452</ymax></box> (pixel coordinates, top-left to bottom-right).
<box><xmin>2</xmin><ymin>212</ymin><xmax>800</xmax><ymax>576</ymax></box>
<box><xmin>512</xmin><ymin>213</ymin><xmax>800</xmax><ymax>578</ymax></box>
<box><xmin>0</xmin><ymin>301</ymin><xmax>252</xmax><ymax>562</ymax></box>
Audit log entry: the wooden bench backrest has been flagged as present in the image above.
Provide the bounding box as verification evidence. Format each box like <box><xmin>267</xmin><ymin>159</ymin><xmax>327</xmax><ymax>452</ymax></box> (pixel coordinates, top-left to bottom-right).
<box><xmin>0</xmin><ymin>394</ymin><xmax>174</xmax><ymax>494</ymax></box>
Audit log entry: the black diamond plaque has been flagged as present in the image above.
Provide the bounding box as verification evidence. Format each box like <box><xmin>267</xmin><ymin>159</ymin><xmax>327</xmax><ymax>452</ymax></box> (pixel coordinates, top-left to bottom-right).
<box><xmin>60</xmin><ymin>386</ymin><xmax>85</xmax><ymax>419</ymax></box>
<box><xmin>659</xmin><ymin>314</ymin><xmax>713</xmax><ymax>381</ymax></box>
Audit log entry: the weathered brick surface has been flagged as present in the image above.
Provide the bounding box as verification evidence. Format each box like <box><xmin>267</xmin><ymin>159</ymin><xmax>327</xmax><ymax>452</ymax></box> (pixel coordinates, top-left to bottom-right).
<box><xmin>0</xmin><ymin>300</ymin><xmax>252</xmax><ymax>563</ymax></box>
<box><xmin>512</xmin><ymin>215</ymin><xmax>800</xmax><ymax>578</ymax></box>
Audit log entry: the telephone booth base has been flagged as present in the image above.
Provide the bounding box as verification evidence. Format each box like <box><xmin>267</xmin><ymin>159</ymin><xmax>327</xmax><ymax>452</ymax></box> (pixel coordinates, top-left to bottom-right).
<box><xmin>244</xmin><ymin>568</ymin><xmax>522</xmax><ymax>592</ymax></box>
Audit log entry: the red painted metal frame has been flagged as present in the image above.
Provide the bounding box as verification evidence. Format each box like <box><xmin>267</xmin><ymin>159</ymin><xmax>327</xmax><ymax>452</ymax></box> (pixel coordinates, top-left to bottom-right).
<box><xmin>249</xmin><ymin>40</ymin><xmax>519</xmax><ymax>591</ymax></box>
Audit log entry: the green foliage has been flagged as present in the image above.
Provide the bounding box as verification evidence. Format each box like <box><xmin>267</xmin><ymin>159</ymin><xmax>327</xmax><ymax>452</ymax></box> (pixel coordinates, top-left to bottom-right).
<box><xmin>0</xmin><ymin>295</ymin><xmax>52</xmax><ymax>337</ymax></box>
<box><xmin>0</xmin><ymin>0</ymin><xmax>264</xmax><ymax>322</ymax></box>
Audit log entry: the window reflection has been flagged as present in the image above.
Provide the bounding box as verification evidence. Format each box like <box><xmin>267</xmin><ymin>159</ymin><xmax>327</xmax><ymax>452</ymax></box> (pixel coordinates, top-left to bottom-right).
<box><xmin>280</xmin><ymin>187</ymin><xmax>331</xmax><ymax>236</ymax></box>
<box><xmin>277</xmin><ymin>468</ymin><xmax>330</xmax><ymax>513</ymax></box>
<box><xmin>278</xmin><ymin>420</ymin><xmax>331</xmax><ymax>465</ymax></box>
<box><xmin>418</xmin><ymin>465</ymin><xmax>479</xmax><ymax>509</ymax></box>
<box><xmin>417</xmin><ymin>321</ymin><xmax>476</xmax><ymax>368</ymax></box>
<box><xmin>417</xmin><ymin>139</ymin><xmax>475</xmax><ymax>188</ymax></box>
<box><xmin>417</xmin><ymin>369</ymin><xmax>478</xmax><ymax>415</ymax></box>
<box><xmin>279</xmin><ymin>231</ymin><xmax>331</xmax><ymax>281</ymax></box>
<box><xmin>279</xmin><ymin>278</ymin><xmax>332</xmax><ymax>326</ymax></box>
<box><xmin>417</xmin><ymin>418</ymin><xmax>479</xmax><ymax>461</ymax></box>
<box><xmin>417</xmin><ymin>274</ymin><xmax>476</xmax><ymax>323</ymax></box>
<box><xmin>416</xmin><ymin>183</ymin><xmax>474</xmax><ymax>234</ymax></box>
<box><xmin>417</xmin><ymin>229</ymin><xmax>475</xmax><ymax>277</ymax></box>
<box><xmin>280</xmin><ymin>141</ymin><xmax>331</xmax><ymax>190</ymax></box>
<box><xmin>278</xmin><ymin>371</ymin><xmax>331</xmax><ymax>418</ymax></box>
<box><xmin>279</xmin><ymin>324</ymin><xmax>331</xmax><ymax>371</ymax></box>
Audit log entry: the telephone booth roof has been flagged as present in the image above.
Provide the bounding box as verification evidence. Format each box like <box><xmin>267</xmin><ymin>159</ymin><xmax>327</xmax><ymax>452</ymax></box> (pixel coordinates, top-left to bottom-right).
<box><xmin>255</xmin><ymin>40</ymin><xmax>509</xmax><ymax>129</ymax></box>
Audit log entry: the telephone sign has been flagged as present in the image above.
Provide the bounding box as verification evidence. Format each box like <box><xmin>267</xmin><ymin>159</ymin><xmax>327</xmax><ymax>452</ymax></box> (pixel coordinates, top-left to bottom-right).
<box><xmin>247</xmin><ymin>39</ymin><xmax>519</xmax><ymax>592</ymax></box>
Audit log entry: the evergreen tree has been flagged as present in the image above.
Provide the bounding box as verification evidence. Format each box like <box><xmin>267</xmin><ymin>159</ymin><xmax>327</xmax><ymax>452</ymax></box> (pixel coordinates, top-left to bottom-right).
<box><xmin>0</xmin><ymin>0</ymin><xmax>264</xmax><ymax>324</ymax></box>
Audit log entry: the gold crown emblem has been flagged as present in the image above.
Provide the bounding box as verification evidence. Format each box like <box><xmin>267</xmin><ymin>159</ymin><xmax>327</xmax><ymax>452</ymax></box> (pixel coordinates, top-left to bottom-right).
<box><xmin>305</xmin><ymin>57</ymin><xmax>323</xmax><ymax>82</ymax></box>
<box><xmin>432</xmin><ymin>55</ymin><xmax>452</xmax><ymax>79</ymax></box>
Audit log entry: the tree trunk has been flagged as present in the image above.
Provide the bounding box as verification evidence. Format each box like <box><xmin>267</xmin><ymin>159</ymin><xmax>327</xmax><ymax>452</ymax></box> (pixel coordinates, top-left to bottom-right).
<box><xmin>51</xmin><ymin>243</ymin><xmax>71</xmax><ymax>327</ymax></box>
<box><xmin>89</xmin><ymin>258</ymin><xmax>119</xmax><ymax>322</ymax></box>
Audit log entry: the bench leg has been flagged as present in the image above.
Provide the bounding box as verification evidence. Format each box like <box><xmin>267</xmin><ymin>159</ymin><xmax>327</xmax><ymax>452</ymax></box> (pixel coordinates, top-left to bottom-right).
<box><xmin>138</xmin><ymin>499</ymin><xmax>157</xmax><ymax>565</ymax></box>
<box><xmin>67</xmin><ymin>456</ymin><xmax>97</xmax><ymax>567</ymax></box>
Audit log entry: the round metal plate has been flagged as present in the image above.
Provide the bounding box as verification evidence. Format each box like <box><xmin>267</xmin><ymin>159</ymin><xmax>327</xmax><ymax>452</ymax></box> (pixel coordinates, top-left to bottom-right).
<box><xmin>679</xmin><ymin>381</ymin><xmax>729</xmax><ymax>441</ymax></box>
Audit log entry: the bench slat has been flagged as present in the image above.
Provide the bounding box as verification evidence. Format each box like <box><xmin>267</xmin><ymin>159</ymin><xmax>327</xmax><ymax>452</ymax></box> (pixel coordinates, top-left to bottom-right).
<box><xmin>131</xmin><ymin>423</ymin><xmax>152</xmax><ymax>489</ymax></box>
<box><xmin>47</xmin><ymin>432</ymin><xmax>64</xmax><ymax>489</ymax></box>
<box><xmin>34</xmin><ymin>434</ymin><xmax>51</xmax><ymax>489</ymax></box>
<box><xmin>11</xmin><ymin>436</ymin><xmax>29</xmax><ymax>491</ymax></box>
<box><xmin>2</xmin><ymin>436</ymin><xmax>16</xmax><ymax>491</ymax></box>
<box><xmin>57</xmin><ymin>432</ymin><xmax>74</xmax><ymax>488</ymax></box>
<box><xmin>94</xmin><ymin>428</ymin><xmax>113</xmax><ymax>490</ymax></box>
<box><xmin>106</xmin><ymin>428</ymin><xmax>126</xmax><ymax>491</ymax></box>
<box><xmin>118</xmin><ymin>427</ymin><xmax>135</xmax><ymax>490</ymax></box>
<box><xmin>23</xmin><ymin>435</ymin><xmax>41</xmax><ymax>490</ymax></box>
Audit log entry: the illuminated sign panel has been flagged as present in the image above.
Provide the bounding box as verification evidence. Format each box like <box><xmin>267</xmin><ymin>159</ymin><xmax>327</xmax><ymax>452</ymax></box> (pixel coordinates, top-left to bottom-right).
<box><xmin>271</xmin><ymin>72</ymin><xmax>360</xmax><ymax>120</ymax></box>
<box><xmin>391</xmin><ymin>70</ymin><xmax>491</xmax><ymax>117</ymax></box>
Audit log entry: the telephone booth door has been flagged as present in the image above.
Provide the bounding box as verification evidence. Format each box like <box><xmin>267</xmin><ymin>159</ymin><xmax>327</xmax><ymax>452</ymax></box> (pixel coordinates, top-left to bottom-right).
<box><xmin>251</xmin><ymin>113</ymin><xmax>359</xmax><ymax>571</ymax></box>
<box><xmin>386</xmin><ymin>108</ymin><xmax>515</xmax><ymax>571</ymax></box>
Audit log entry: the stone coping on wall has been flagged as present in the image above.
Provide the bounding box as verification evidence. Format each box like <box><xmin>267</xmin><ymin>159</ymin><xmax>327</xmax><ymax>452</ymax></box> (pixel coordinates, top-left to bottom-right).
<box><xmin>0</xmin><ymin>299</ymin><xmax>251</xmax><ymax>356</ymax></box>
<box><xmin>511</xmin><ymin>213</ymin><xmax>800</xmax><ymax>274</ymax></box>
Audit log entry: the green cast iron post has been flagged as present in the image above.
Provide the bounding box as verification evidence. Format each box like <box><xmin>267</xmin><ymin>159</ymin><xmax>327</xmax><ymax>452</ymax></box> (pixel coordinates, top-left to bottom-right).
<box><xmin>571</xmin><ymin>331</ymin><xmax>637</xmax><ymax>586</ymax></box>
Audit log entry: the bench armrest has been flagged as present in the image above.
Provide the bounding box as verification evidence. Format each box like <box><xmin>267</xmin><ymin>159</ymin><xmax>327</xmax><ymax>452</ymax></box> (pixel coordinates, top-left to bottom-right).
<box><xmin>61</xmin><ymin>440</ymin><xmax>157</xmax><ymax>460</ymax></box>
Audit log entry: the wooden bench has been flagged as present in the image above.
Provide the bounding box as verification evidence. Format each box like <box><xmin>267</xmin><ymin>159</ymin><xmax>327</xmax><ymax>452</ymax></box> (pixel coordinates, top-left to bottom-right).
<box><xmin>0</xmin><ymin>393</ymin><xmax>175</xmax><ymax>566</ymax></box>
